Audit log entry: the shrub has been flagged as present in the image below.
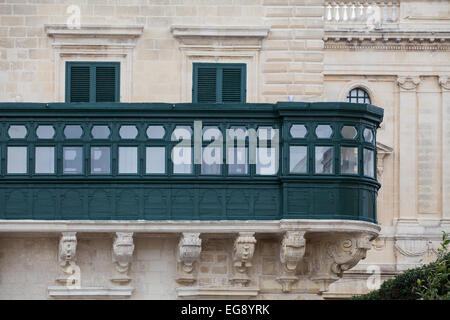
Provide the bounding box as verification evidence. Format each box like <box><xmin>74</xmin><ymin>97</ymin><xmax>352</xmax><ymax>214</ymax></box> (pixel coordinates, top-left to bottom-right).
<box><xmin>351</xmin><ymin>232</ymin><xmax>449</xmax><ymax>300</ymax></box>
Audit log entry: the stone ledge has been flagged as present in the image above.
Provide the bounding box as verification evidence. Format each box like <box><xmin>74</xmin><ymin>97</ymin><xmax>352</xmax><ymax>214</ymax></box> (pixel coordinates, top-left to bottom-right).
<box><xmin>170</xmin><ymin>25</ymin><xmax>270</xmax><ymax>38</ymax></box>
<box><xmin>48</xmin><ymin>286</ymin><xmax>134</xmax><ymax>299</ymax></box>
<box><xmin>177</xmin><ymin>286</ymin><xmax>259</xmax><ymax>298</ymax></box>
<box><xmin>45</xmin><ymin>24</ymin><xmax>144</xmax><ymax>38</ymax></box>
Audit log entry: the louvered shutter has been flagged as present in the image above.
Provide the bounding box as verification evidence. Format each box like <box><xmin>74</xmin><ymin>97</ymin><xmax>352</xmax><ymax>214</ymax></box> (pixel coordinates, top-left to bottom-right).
<box><xmin>197</xmin><ymin>67</ymin><xmax>217</xmax><ymax>103</ymax></box>
<box><xmin>95</xmin><ymin>66</ymin><xmax>117</xmax><ymax>102</ymax></box>
<box><xmin>69</xmin><ymin>66</ymin><xmax>90</xmax><ymax>103</ymax></box>
<box><xmin>222</xmin><ymin>68</ymin><xmax>242</xmax><ymax>103</ymax></box>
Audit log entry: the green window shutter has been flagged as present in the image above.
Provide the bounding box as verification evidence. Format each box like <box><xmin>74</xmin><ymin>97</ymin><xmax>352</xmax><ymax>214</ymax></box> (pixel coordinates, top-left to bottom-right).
<box><xmin>222</xmin><ymin>68</ymin><xmax>242</xmax><ymax>103</ymax></box>
<box><xmin>197</xmin><ymin>67</ymin><xmax>217</xmax><ymax>103</ymax></box>
<box><xmin>95</xmin><ymin>66</ymin><xmax>117</xmax><ymax>102</ymax></box>
<box><xmin>193</xmin><ymin>63</ymin><xmax>246</xmax><ymax>103</ymax></box>
<box><xmin>69</xmin><ymin>66</ymin><xmax>90</xmax><ymax>103</ymax></box>
<box><xmin>66</xmin><ymin>62</ymin><xmax>120</xmax><ymax>103</ymax></box>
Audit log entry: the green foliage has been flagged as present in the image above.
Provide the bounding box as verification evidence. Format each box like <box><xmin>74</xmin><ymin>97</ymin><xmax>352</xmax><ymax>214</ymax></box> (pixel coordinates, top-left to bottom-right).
<box><xmin>351</xmin><ymin>231</ymin><xmax>450</xmax><ymax>300</ymax></box>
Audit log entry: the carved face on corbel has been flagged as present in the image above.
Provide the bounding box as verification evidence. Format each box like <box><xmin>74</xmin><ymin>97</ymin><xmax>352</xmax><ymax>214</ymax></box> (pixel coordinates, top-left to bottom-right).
<box><xmin>112</xmin><ymin>234</ymin><xmax>134</xmax><ymax>266</ymax></box>
<box><xmin>233</xmin><ymin>236</ymin><xmax>256</xmax><ymax>267</ymax></box>
<box><xmin>59</xmin><ymin>236</ymin><xmax>77</xmax><ymax>265</ymax></box>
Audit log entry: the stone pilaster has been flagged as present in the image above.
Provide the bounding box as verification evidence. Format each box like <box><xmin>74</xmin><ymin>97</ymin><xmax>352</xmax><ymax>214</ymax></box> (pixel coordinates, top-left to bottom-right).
<box><xmin>397</xmin><ymin>76</ymin><xmax>421</xmax><ymax>221</ymax></box>
<box><xmin>176</xmin><ymin>232</ymin><xmax>202</xmax><ymax>285</ymax></box>
<box><xmin>111</xmin><ymin>232</ymin><xmax>135</xmax><ymax>284</ymax></box>
<box><xmin>440</xmin><ymin>76</ymin><xmax>450</xmax><ymax>222</ymax></box>
<box><xmin>231</xmin><ymin>232</ymin><xmax>257</xmax><ymax>287</ymax></box>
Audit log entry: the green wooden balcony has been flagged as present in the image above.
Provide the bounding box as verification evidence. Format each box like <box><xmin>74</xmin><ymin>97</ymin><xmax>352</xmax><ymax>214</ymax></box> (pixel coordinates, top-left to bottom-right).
<box><xmin>0</xmin><ymin>102</ymin><xmax>383</xmax><ymax>222</ymax></box>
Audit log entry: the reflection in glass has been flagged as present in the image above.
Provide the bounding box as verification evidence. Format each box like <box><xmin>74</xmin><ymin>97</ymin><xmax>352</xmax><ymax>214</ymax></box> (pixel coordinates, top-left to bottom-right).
<box><xmin>315</xmin><ymin>125</ymin><xmax>333</xmax><ymax>139</ymax></box>
<box><xmin>119</xmin><ymin>126</ymin><xmax>138</xmax><ymax>139</ymax></box>
<box><xmin>8</xmin><ymin>125</ymin><xmax>27</xmax><ymax>139</ymax></box>
<box><xmin>257</xmin><ymin>127</ymin><xmax>275</xmax><ymax>140</ymax></box>
<box><xmin>256</xmin><ymin>147</ymin><xmax>277</xmax><ymax>175</ymax></box>
<box><xmin>363</xmin><ymin>128</ymin><xmax>374</xmax><ymax>143</ymax></box>
<box><xmin>147</xmin><ymin>126</ymin><xmax>165</xmax><ymax>139</ymax></box>
<box><xmin>341</xmin><ymin>126</ymin><xmax>357</xmax><ymax>139</ymax></box>
<box><xmin>201</xmin><ymin>146</ymin><xmax>221</xmax><ymax>175</ymax></box>
<box><xmin>36</xmin><ymin>126</ymin><xmax>55</xmax><ymax>139</ymax></box>
<box><xmin>290</xmin><ymin>125</ymin><xmax>307</xmax><ymax>138</ymax></box>
<box><xmin>91</xmin><ymin>147</ymin><xmax>110</xmax><ymax>174</ymax></box>
<box><xmin>315</xmin><ymin>146</ymin><xmax>333</xmax><ymax>174</ymax></box>
<box><xmin>341</xmin><ymin>147</ymin><xmax>358</xmax><ymax>174</ymax></box>
<box><xmin>7</xmin><ymin>146</ymin><xmax>27</xmax><ymax>174</ymax></box>
<box><xmin>364</xmin><ymin>148</ymin><xmax>375</xmax><ymax>178</ymax></box>
<box><xmin>227</xmin><ymin>147</ymin><xmax>248</xmax><ymax>175</ymax></box>
<box><xmin>35</xmin><ymin>147</ymin><xmax>55</xmax><ymax>174</ymax></box>
<box><xmin>289</xmin><ymin>146</ymin><xmax>307</xmax><ymax>173</ymax></box>
<box><xmin>64</xmin><ymin>125</ymin><xmax>83</xmax><ymax>139</ymax></box>
<box><xmin>119</xmin><ymin>147</ymin><xmax>138</xmax><ymax>174</ymax></box>
<box><xmin>63</xmin><ymin>147</ymin><xmax>83</xmax><ymax>174</ymax></box>
<box><xmin>146</xmin><ymin>147</ymin><xmax>165</xmax><ymax>174</ymax></box>
<box><xmin>91</xmin><ymin>126</ymin><xmax>110</xmax><ymax>139</ymax></box>
<box><xmin>172</xmin><ymin>146</ymin><xmax>192</xmax><ymax>174</ymax></box>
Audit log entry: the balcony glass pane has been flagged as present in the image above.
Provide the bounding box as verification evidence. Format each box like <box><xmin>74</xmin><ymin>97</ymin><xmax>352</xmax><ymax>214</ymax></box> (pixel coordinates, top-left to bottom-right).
<box><xmin>315</xmin><ymin>146</ymin><xmax>333</xmax><ymax>174</ymax></box>
<box><xmin>363</xmin><ymin>128</ymin><xmax>374</xmax><ymax>143</ymax></box>
<box><xmin>91</xmin><ymin>126</ymin><xmax>110</xmax><ymax>139</ymax></box>
<box><xmin>256</xmin><ymin>147</ymin><xmax>277</xmax><ymax>175</ymax></box>
<box><xmin>90</xmin><ymin>147</ymin><xmax>110</xmax><ymax>174</ymax></box>
<box><xmin>364</xmin><ymin>148</ymin><xmax>375</xmax><ymax>178</ymax></box>
<box><xmin>341</xmin><ymin>147</ymin><xmax>358</xmax><ymax>174</ymax></box>
<box><xmin>147</xmin><ymin>126</ymin><xmax>165</xmax><ymax>139</ymax></box>
<box><xmin>315</xmin><ymin>125</ymin><xmax>333</xmax><ymax>139</ymax></box>
<box><xmin>201</xmin><ymin>146</ymin><xmax>221</xmax><ymax>175</ymax></box>
<box><xmin>8</xmin><ymin>125</ymin><xmax>27</xmax><ymax>139</ymax></box>
<box><xmin>203</xmin><ymin>126</ymin><xmax>222</xmax><ymax>140</ymax></box>
<box><xmin>257</xmin><ymin>127</ymin><xmax>275</xmax><ymax>140</ymax></box>
<box><xmin>118</xmin><ymin>147</ymin><xmax>138</xmax><ymax>174</ymax></box>
<box><xmin>119</xmin><ymin>126</ymin><xmax>138</xmax><ymax>139</ymax></box>
<box><xmin>146</xmin><ymin>147</ymin><xmax>165</xmax><ymax>174</ymax></box>
<box><xmin>7</xmin><ymin>146</ymin><xmax>27</xmax><ymax>174</ymax></box>
<box><xmin>172</xmin><ymin>147</ymin><xmax>192</xmax><ymax>174</ymax></box>
<box><xmin>35</xmin><ymin>147</ymin><xmax>55</xmax><ymax>174</ymax></box>
<box><xmin>289</xmin><ymin>146</ymin><xmax>307</xmax><ymax>173</ymax></box>
<box><xmin>341</xmin><ymin>126</ymin><xmax>357</xmax><ymax>139</ymax></box>
<box><xmin>227</xmin><ymin>147</ymin><xmax>248</xmax><ymax>175</ymax></box>
<box><xmin>64</xmin><ymin>125</ymin><xmax>83</xmax><ymax>139</ymax></box>
<box><xmin>63</xmin><ymin>147</ymin><xmax>83</xmax><ymax>174</ymax></box>
<box><xmin>290</xmin><ymin>125</ymin><xmax>307</xmax><ymax>138</ymax></box>
<box><xmin>36</xmin><ymin>126</ymin><xmax>55</xmax><ymax>139</ymax></box>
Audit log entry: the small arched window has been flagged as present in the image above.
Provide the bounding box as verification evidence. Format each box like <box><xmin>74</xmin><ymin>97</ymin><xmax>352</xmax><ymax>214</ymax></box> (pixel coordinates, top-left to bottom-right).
<box><xmin>347</xmin><ymin>88</ymin><xmax>371</xmax><ymax>104</ymax></box>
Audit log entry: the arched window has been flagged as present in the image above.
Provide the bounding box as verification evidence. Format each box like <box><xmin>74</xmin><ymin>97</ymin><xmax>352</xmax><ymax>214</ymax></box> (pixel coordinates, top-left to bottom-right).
<box><xmin>347</xmin><ymin>88</ymin><xmax>371</xmax><ymax>104</ymax></box>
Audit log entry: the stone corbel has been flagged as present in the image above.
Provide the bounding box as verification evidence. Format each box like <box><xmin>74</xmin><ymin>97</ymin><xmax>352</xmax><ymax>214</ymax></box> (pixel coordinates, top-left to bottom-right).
<box><xmin>230</xmin><ymin>232</ymin><xmax>257</xmax><ymax>287</ymax></box>
<box><xmin>397</xmin><ymin>76</ymin><xmax>421</xmax><ymax>91</ymax></box>
<box><xmin>111</xmin><ymin>232</ymin><xmax>134</xmax><ymax>284</ymax></box>
<box><xmin>56</xmin><ymin>232</ymin><xmax>80</xmax><ymax>287</ymax></box>
<box><xmin>439</xmin><ymin>76</ymin><xmax>450</xmax><ymax>91</ymax></box>
<box><xmin>276</xmin><ymin>231</ymin><xmax>306</xmax><ymax>292</ymax></box>
<box><xmin>376</xmin><ymin>142</ymin><xmax>393</xmax><ymax>183</ymax></box>
<box><xmin>176</xmin><ymin>233</ymin><xmax>202</xmax><ymax>285</ymax></box>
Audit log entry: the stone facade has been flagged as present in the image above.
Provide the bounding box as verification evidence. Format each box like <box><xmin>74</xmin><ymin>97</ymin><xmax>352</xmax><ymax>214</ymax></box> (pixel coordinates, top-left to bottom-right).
<box><xmin>0</xmin><ymin>0</ymin><xmax>449</xmax><ymax>299</ymax></box>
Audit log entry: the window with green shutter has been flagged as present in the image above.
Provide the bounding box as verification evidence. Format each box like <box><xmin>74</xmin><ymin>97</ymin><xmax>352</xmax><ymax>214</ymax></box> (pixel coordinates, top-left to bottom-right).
<box><xmin>193</xmin><ymin>63</ymin><xmax>246</xmax><ymax>103</ymax></box>
<box><xmin>66</xmin><ymin>62</ymin><xmax>120</xmax><ymax>103</ymax></box>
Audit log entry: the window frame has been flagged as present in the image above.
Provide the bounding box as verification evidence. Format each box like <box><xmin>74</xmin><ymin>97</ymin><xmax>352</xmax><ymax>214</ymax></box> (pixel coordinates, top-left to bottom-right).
<box><xmin>65</xmin><ymin>61</ymin><xmax>120</xmax><ymax>103</ymax></box>
<box><xmin>192</xmin><ymin>63</ymin><xmax>247</xmax><ymax>104</ymax></box>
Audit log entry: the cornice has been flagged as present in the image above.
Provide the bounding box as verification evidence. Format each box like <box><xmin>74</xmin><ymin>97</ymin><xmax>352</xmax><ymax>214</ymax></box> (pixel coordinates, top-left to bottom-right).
<box><xmin>170</xmin><ymin>25</ymin><xmax>270</xmax><ymax>38</ymax></box>
<box><xmin>324</xmin><ymin>30</ymin><xmax>450</xmax><ymax>51</ymax></box>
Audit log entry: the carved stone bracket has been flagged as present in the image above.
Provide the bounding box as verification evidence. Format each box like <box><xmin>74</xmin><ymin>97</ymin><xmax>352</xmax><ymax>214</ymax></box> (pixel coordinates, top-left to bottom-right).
<box><xmin>439</xmin><ymin>76</ymin><xmax>450</xmax><ymax>91</ymax></box>
<box><xmin>397</xmin><ymin>76</ymin><xmax>421</xmax><ymax>90</ymax></box>
<box><xmin>111</xmin><ymin>232</ymin><xmax>134</xmax><ymax>284</ymax></box>
<box><xmin>306</xmin><ymin>233</ymin><xmax>374</xmax><ymax>293</ymax></box>
<box><xmin>276</xmin><ymin>231</ymin><xmax>306</xmax><ymax>292</ymax></box>
<box><xmin>230</xmin><ymin>232</ymin><xmax>257</xmax><ymax>287</ymax></box>
<box><xmin>56</xmin><ymin>232</ymin><xmax>80</xmax><ymax>287</ymax></box>
<box><xmin>176</xmin><ymin>233</ymin><xmax>202</xmax><ymax>285</ymax></box>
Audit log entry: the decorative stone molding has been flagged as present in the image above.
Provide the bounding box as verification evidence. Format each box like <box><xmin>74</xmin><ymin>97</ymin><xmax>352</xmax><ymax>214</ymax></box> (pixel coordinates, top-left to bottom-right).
<box><xmin>230</xmin><ymin>232</ymin><xmax>257</xmax><ymax>287</ymax></box>
<box><xmin>306</xmin><ymin>233</ymin><xmax>374</xmax><ymax>292</ymax></box>
<box><xmin>397</xmin><ymin>76</ymin><xmax>421</xmax><ymax>90</ymax></box>
<box><xmin>176</xmin><ymin>233</ymin><xmax>202</xmax><ymax>285</ymax></box>
<box><xmin>439</xmin><ymin>76</ymin><xmax>450</xmax><ymax>91</ymax></box>
<box><xmin>395</xmin><ymin>239</ymin><xmax>438</xmax><ymax>268</ymax></box>
<box><xmin>48</xmin><ymin>286</ymin><xmax>133</xmax><ymax>299</ymax></box>
<box><xmin>111</xmin><ymin>232</ymin><xmax>134</xmax><ymax>284</ymax></box>
<box><xmin>56</xmin><ymin>232</ymin><xmax>80</xmax><ymax>287</ymax></box>
<box><xmin>276</xmin><ymin>231</ymin><xmax>306</xmax><ymax>292</ymax></box>
<box><xmin>45</xmin><ymin>24</ymin><xmax>143</xmax><ymax>102</ymax></box>
<box><xmin>376</xmin><ymin>142</ymin><xmax>393</xmax><ymax>180</ymax></box>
